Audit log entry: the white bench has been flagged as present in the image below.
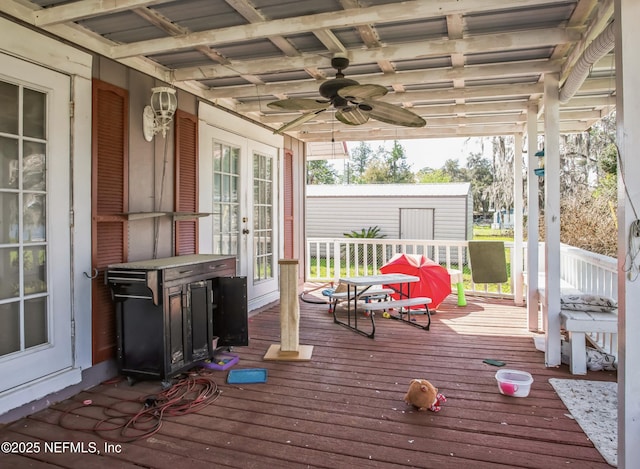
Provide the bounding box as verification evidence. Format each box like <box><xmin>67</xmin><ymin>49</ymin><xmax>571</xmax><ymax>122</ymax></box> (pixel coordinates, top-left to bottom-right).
<box><xmin>537</xmin><ymin>279</ymin><xmax>617</xmax><ymax>375</ymax></box>
<box><xmin>560</xmin><ymin>309</ymin><xmax>617</xmax><ymax>375</ymax></box>
<box><xmin>328</xmin><ymin>287</ymin><xmax>395</xmax><ymax>313</ymax></box>
<box><xmin>362</xmin><ymin>297</ymin><xmax>433</xmax><ymax>331</ymax></box>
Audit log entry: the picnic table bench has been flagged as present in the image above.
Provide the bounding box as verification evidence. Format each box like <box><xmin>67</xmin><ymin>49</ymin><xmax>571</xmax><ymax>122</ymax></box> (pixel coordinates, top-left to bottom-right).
<box><xmin>334</xmin><ymin>273</ymin><xmax>431</xmax><ymax>338</ymax></box>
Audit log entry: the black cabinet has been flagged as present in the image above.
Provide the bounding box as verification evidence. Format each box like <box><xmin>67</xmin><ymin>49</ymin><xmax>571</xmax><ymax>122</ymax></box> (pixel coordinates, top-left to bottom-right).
<box><xmin>106</xmin><ymin>254</ymin><xmax>248</xmax><ymax>383</ymax></box>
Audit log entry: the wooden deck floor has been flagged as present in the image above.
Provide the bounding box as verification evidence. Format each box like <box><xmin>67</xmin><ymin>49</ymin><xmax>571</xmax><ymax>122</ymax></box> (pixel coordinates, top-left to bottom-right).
<box><xmin>1</xmin><ymin>290</ymin><xmax>616</xmax><ymax>468</ymax></box>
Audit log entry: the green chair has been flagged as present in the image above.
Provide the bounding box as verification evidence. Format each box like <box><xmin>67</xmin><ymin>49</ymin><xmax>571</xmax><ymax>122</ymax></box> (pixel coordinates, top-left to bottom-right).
<box><xmin>468</xmin><ymin>241</ymin><xmax>508</xmax><ymax>284</ymax></box>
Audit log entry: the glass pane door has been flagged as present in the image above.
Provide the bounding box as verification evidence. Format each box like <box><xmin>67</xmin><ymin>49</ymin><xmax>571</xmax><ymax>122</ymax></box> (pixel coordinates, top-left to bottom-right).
<box><xmin>0</xmin><ymin>80</ymin><xmax>49</xmax><ymax>357</ymax></box>
<box><xmin>252</xmin><ymin>152</ymin><xmax>274</xmax><ymax>284</ymax></box>
<box><xmin>211</xmin><ymin>141</ymin><xmax>240</xmax><ymax>256</ymax></box>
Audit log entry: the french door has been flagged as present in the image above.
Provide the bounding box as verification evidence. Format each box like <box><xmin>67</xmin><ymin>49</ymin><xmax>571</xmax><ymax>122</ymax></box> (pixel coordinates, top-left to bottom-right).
<box><xmin>199</xmin><ymin>125</ymin><xmax>279</xmax><ymax>305</ymax></box>
<box><xmin>0</xmin><ymin>53</ymin><xmax>73</xmax><ymax>392</ymax></box>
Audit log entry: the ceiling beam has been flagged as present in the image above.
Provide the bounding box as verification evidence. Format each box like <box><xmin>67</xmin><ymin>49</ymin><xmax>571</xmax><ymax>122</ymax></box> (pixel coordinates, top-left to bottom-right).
<box><xmin>205</xmin><ymin>59</ymin><xmax>560</xmax><ymax>99</ymax></box>
<box><xmin>225</xmin><ymin>0</ymin><xmax>301</xmax><ymax>58</ymax></box>
<box><xmin>172</xmin><ymin>26</ymin><xmax>579</xmax><ymax>82</ymax></box>
<box><xmin>33</xmin><ymin>0</ymin><xmax>172</xmax><ymax>26</ymax></box>
<box><xmin>259</xmin><ymin>100</ymin><xmax>532</xmax><ymax>123</ymax></box>
<box><xmin>292</xmin><ymin>119</ymin><xmax>592</xmax><ymax>142</ymax></box>
<box><xmin>291</xmin><ymin>108</ymin><xmax>600</xmax><ymax>132</ymax></box>
<box><xmin>295</xmin><ymin>124</ymin><xmax>526</xmax><ymax>142</ymax></box>
<box><xmin>260</xmin><ymin>106</ymin><xmax>600</xmax><ymax>127</ymax></box>
<box><xmin>237</xmin><ymin>82</ymin><xmax>546</xmax><ymax>113</ymax></box>
<box><xmin>110</xmin><ymin>0</ymin><xmax>565</xmax><ymax>59</ymax></box>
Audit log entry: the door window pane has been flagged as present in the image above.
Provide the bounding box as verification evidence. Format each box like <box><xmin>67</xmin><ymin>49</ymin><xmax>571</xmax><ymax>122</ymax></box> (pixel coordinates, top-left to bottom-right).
<box><xmin>0</xmin><ymin>193</ymin><xmax>19</xmax><ymax>244</ymax></box>
<box><xmin>252</xmin><ymin>153</ymin><xmax>274</xmax><ymax>283</ymax></box>
<box><xmin>23</xmin><ymin>142</ymin><xmax>46</xmax><ymax>191</ymax></box>
<box><xmin>24</xmin><ymin>297</ymin><xmax>47</xmax><ymax>348</ymax></box>
<box><xmin>0</xmin><ymin>80</ymin><xmax>50</xmax><ymax>357</ymax></box>
<box><xmin>23</xmin><ymin>194</ymin><xmax>46</xmax><ymax>242</ymax></box>
<box><xmin>0</xmin><ymin>82</ymin><xmax>19</xmax><ymax>135</ymax></box>
<box><xmin>0</xmin><ymin>136</ymin><xmax>19</xmax><ymax>189</ymax></box>
<box><xmin>0</xmin><ymin>302</ymin><xmax>20</xmax><ymax>355</ymax></box>
<box><xmin>213</xmin><ymin>143</ymin><xmax>222</xmax><ymax>172</ymax></box>
<box><xmin>23</xmin><ymin>88</ymin><xmax>46</xmax><ymax>140</ymax></box>
<box><xmin>24</xmin><ymin>246</ymin><xmax>47</xmax><ymax>295</ymax></box>
<box><xmin>212</xmin><ymin>142</ymin><xmax>240</xmax><ymax>256</ymax></box>
<box><xmin>0</xmin><ymin>247</ymin><xmax>20</xmax><ymax>300</ymax></box>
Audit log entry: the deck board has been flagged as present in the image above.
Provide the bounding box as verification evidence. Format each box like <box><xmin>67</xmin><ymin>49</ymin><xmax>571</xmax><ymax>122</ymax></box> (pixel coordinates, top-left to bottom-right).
<box><xmin>0</xmin><ymin>291</ymin><xmax>616</xmax><ymax>468</ymax></box>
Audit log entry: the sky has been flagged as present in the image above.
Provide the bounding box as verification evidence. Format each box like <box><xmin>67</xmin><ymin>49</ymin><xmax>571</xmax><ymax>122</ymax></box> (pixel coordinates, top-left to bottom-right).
<box><xmin>344</xmin><ymin>137</ymin><xmax>494</xmax><ymax>172</ymax></box>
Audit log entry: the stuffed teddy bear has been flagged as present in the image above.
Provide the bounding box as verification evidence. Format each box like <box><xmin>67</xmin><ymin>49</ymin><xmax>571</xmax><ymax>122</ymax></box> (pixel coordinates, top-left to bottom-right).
<box><xmin>403</xmin><ymin>378</ymin><xmax>447</xmax><ymax>412</ymax></box>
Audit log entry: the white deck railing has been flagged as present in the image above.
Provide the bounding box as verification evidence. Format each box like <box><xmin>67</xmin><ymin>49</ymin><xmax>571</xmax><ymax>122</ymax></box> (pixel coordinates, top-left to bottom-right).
<box><xmin>305</xmin><ymin>237</ymin><xmax>515</xmax><ymax>297</ymax></box>
<box><xmin>305</xmin><ymin>237</ymin><xmax>618</xmax><ymax>359</ymax></box>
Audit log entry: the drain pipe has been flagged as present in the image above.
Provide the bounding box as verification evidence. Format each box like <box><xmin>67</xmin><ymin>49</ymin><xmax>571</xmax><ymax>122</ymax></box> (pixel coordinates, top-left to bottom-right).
<box><xmin>559</xmin><ymin>21</ymin><xmax>616</xmax><ymax>104</ymax></box>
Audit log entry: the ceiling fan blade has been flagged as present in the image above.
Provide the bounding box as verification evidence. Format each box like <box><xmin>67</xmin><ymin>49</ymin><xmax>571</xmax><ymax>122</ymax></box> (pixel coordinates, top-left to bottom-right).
<box><xmin>338</xmin><ymin>84</ymin><xmax>388</xmax><ymax>101</ymax></box>
<box><xmin>336</xmin><ymin>106</ymin><xmax>370</xmax><ymax>126</ymax></box>
<box><xmin>267</xmin><ymin>98</ymin><xmax>329</xmax><ymax>111</ymax></box>
<box><xmin>273</xmin><ymin>108</ymin><xmax>327</xmax><ymax>134</ymax></box>
<box><xmin>366</xmin><ymin>100</ymin><xmax>426</xmax><ymax>127</ymax></box>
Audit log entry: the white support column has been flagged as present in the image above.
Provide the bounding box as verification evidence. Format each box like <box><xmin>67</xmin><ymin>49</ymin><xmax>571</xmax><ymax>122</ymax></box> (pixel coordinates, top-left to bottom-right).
<box><xmin>513</xmin><ymin>133</ymin><xmax>524</xmax><ymax>306</ymax></box>
<box><xmin>526</xmin><ymin>105</ymin><xmax>540</xmax><ymax>332</ymax></box>
<box><xmin>543</xmin><ymin>73</ymin><xmax>561</xmax><ymax>367</ymax></box>
<box><xmin>615</xmin><ymin>1</ymin><xmax>640</xmax><ymax>466</ymax></box>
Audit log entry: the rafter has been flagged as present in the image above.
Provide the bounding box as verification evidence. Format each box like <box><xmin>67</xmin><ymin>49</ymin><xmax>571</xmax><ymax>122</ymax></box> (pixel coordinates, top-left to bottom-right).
<box><xmin>172</xmin><ymin>26</ymin><xmax>579</xmax><ymax>82</ymax></box>
<box><xmin>205</xmin><ymin>60</ymin><xmax>560</xmax><ymax>100</ymax></box>
<box><xmin>33</xmin><ymin>0</ymin><xmax>172</xmax><ymax>26</ymax></box>
<box><xmin>238</xmin><ymin>82</ymin><xmax>549</xmax><ymax>113</ymax></box>
<box><xmin>110</xmin><ymin>0</ymin><xmax>565</xmax><ymax>59</ymax></box>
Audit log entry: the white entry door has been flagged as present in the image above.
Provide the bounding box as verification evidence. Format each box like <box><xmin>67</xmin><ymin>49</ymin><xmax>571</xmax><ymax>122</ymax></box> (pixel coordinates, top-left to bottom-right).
<box><xmin>0</xmin><ymin>54</ymin><xmax>73</xmax><ymax>393</ymax></box>
<box><xmin>199</xmin><ymin>124</ymin><xmax>279</xmax><ymax>308</ymax></box>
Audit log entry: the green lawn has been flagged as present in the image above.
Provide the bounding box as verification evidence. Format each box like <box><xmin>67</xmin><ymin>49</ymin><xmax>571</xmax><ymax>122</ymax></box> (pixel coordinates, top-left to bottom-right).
<box><xmin>473</xmin><ymin>225</ymin><xmax>514</xmax><ymax>241</ymax></box>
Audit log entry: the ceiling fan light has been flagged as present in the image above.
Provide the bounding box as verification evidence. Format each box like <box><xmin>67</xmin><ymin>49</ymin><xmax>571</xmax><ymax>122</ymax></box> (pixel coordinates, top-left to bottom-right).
<box><xmin>336</xmin><ymin>106</ymin><xmax>370</xmax><ymax>125</ymax></box>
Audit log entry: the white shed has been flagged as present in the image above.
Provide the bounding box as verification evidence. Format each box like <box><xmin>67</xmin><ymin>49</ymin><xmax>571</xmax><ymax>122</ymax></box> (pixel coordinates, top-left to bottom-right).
<box><xmin>306</xmin><ymin>183</ymin><xmax>473</xmax><ymax>241</ymax></box>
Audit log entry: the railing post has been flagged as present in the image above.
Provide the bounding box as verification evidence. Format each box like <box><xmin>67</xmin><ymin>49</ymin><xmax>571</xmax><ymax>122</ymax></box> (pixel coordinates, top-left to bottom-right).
<box><xmin>333</xmin><ymin>239</ymin><xmax>340</xmax><ymax>283</ymax></box>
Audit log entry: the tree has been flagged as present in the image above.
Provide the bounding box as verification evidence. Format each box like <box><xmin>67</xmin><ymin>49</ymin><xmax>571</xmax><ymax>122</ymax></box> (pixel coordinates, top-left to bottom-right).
<box><xmin>533</xmin><ymin>111</ymin><xmax>617</xmax><ymax>256</ymax></box>
<box><xmin>361</xmin><ymin>158</ymin><xmax>393</xmax><ymax>183</ymax></box>
<box><xmin>346</xmin><ymin>141</ymin><xmax>374</xmax><ymax>183</ymax></box>
<box><xmin>485</xmin><ymin>136</ymin><xmax>515</xmax><ymax>217</ymax></box>
<box><xmin>416</xmin><ymin>167</ymin><xmax>452</xmax><ymax>183</ymax></box>
<box><xmin>306</xmin><ymin>159</ymin><xmax>338</xmax><ymax>185</ymax></box>
<box><xmin>387</xmin><ymin>140</ymin><xmax>414</xmax><ymax>182</ymax></box>
<box><xmin>360</xmin><ymin>140</ymin><xmax>414</xmax><ymax>183</ymax></box>
<box><xmin>466</xmin><ymin>153</ymin><xmax>493</xmax><ymax>215</ymax></box>
<box><xmin>442</xmin><ymin>158</ymin><xmax>466</xmax><ymax>181</ymax></box>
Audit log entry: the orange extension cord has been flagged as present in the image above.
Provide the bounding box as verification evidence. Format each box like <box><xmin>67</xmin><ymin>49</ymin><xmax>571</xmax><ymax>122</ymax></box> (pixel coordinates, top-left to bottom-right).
<box><xmin>58</xmin><ymin>370</ymin><xmax>221</xmax><ymax>442</ymax></box>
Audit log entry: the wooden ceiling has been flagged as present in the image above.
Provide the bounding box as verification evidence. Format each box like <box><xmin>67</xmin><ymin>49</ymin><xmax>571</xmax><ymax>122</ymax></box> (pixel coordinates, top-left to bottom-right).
<box><xmin>2</xmin><ymin>0</ymin><xmax>616</xmax><ymax>142</ymax></box>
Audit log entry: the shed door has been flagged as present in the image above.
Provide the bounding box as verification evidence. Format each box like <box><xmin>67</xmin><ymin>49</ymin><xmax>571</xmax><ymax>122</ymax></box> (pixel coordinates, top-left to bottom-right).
<box><xmin>399</xmin><ymin>208</ymin><xmax>434</xmax><ymax>240</ymax></box>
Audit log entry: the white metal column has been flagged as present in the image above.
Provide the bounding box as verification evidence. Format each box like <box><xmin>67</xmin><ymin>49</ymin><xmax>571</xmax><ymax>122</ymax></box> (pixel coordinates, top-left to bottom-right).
<box><xmin>543</xmin><ymin>73</ymin><xmax>561</xmax><ymax>367</ymax></box>
<box><xmin>526</xmin><ymin>105</ymin><xmax>540</xmax><ymax>331</ymax></box>
<box><xmin>615</xmin><ymin>1</ymin><xmax>640</xmax><ymax>466</ymax></box>
<box><xmin>513</xmin><ymin>133</ymin><xmax>524</xmax><ymax>305</ymax></box>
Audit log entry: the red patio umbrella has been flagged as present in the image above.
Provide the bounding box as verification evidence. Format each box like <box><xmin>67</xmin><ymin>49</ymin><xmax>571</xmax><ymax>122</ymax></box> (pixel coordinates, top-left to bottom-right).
<box><xmin>380</xmin><ymin>253</ymin><xmax>451</xmax><ymax>310</ymax></box>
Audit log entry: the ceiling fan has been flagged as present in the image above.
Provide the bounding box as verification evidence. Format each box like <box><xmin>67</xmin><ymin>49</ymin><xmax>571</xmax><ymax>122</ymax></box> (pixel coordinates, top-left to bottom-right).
<box><xmin>267</xmin><ymin>54</ymin><xmax>426</xmax><ymax>134</ymax></box>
